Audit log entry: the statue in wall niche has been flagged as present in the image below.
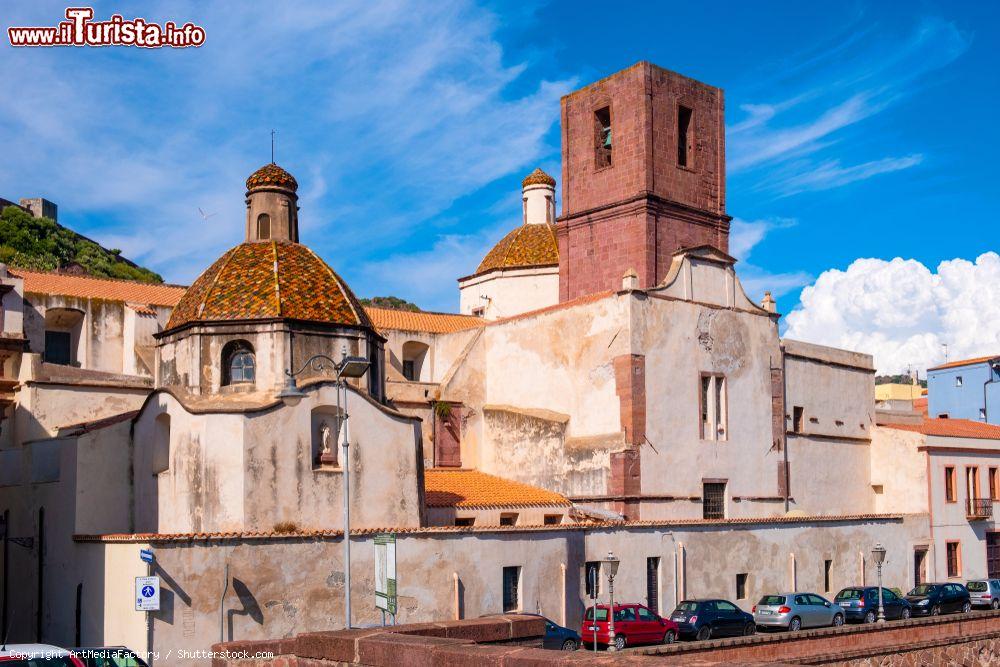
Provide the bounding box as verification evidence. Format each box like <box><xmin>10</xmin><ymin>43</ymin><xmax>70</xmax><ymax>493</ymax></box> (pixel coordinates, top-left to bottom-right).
<box><xmin>318</xmin><ymin>419</ymin><xmax>338</xmax><ymax>466</ymax></box>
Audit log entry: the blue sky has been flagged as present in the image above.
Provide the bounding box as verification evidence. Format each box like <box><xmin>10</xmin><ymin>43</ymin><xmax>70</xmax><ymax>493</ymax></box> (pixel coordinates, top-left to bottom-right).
<box><xmin>1</xmin><ymin>1</ymin><xmax>998</xmax><ymax>371</ymax></box>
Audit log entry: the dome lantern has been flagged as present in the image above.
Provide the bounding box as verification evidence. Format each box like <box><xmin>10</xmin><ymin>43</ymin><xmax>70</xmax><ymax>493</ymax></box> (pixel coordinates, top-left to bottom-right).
<box><xmin>245</xmin><ymin>163</ymin><xmax>299</xmax><ymax>243</ymax></box>
<box><xmin>521</xmin><ymin>168</ymin><xmax>556</xmax><ymax>226</ymax></box>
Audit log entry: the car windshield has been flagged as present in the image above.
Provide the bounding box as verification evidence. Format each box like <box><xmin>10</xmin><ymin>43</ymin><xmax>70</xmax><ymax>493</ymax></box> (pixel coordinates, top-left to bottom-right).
<box><xmin>909</xmin><ymin>585</ymin><xmax>937</xmax><ymax>595</ymax></box>
<box><xmin>967</xmin><ymin>581</ymin><xmax>988</xmax><ymax>592</ymax></box>
<box><xmin>835</xmin><ymin>589</ymin><xmax>864</xmax><ymax>600</ymax></box>
<box><xmin>675</xmin><ymin>601</ymin><xmax>699</xmax><ymax>612</ymax></box>
<box><xmin>584</xmin><ymin>608</ymin><xmax>608</xmax><ymax>621</ymax></box>
<box><xmin>758</xmin><ymin>595</ymin><xmax>786</xmax><ymax>606</ymax></box>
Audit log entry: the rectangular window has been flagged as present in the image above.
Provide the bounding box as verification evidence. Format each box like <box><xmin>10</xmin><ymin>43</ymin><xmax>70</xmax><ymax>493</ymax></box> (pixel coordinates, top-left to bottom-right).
<box><xmin>991</xmin><ymin>468</ymin><xmax>998</xmax><ymax>500</ymax></box>
<box><xmin>699</xmin><ymin>374</ymin><xmax>727</xmax><ymax>440</ymax></box>
<box><xmin>454</xmin><ymin>517</ymin><xmax>475</xmax><ymax>527</ymax></box>
<box><xmin>955</xmin><ymin>376</ymin><xmax>963</xmax><ymax>387</ymax></box>
<box><xmin>594</xmin><ymin>106</ymin><xmax>612</xmax><ymax>169</ymax></box>
<box><xmin>946</xmin><ymin>542</ymin><xmax>961</xmax><ymax>578</ymax></box>
<box><xmin>736</xmin><ymin>573</ymin><xmax>748</xmax><ymax>600</ymax></box>
<box><xmin>703</xmin><ymin>481</ymin><xmax>726</xmax><ymax>519</ymax></box>
<box><xmin>402</xmin><ymin>360</ymin><xmax>415</xmax><ymax>381</ymax></box>
<box><xmin>499</xmin><ymin>513</ymin><xmax>518</xmax><ymax>526</ymax></box>
<box><xmin>585</xmin><ymin>561</ymin><xmax>601</xmax><ymax>599</ymax></box>
<box><xmin>543</xmin><ymin>514</ymin><xmax>562</xmax><ymax>525</ymax></box>
<box><xmin>646</xmin><ymin>557</ymin><xmax>660</xmax><ymax>614</ymax></box>
<box><xmin>967</xmin><ymin>466</ymin><xmax>981</xmax><ymax>501</ymax></box>
<box><xmin>945</xmin><ymin>466</ymin><xmax>957</xmax><ymax>502</ymax></box>
<box><xmin>792</xmin><ymin>406</ymin><xmax>804</xmax><ymax>433</ymax></box>
<box><xmin>502</xmin><ymin>566</ymin><xmax>520</xmax><ymax>612</ymax></box>
<box><xmin>44</xmin><ymin>330</ymin><xmax>72</xmax><ymax>366</ymax></box>
<box><xmin>824</xmin><ymin>559</ymin><xmax>833</xmax><ymax>592</ymax></box>
<box><xmin>677</xmin><ymin>105</ymin><xmax>693</xmax><ymax>167</ymax></box>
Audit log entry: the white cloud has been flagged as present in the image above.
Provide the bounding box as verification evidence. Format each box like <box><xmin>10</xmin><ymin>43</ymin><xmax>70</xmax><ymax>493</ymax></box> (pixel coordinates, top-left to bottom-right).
<box><xmin>783</xmin><ymin>253</ymin><xmax>1000</xmax><ymax>374</ymax></box>
<box><xmin>729</xmin><ymin>218</ymin><xmax>811</xmax><ymax>302</ymax></box>
<box><xmin>770</xmin><ymin>154</ymin><xmax>924</xmax><ymax>197</ymax></box>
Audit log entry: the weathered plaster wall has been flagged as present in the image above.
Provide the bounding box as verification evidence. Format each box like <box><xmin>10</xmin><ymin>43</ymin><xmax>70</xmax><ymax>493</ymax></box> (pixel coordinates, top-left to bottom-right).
<box><xmin>424</xmin><ymin>505</ymin><xmax>569</xmax><ymax>526</ymax></box>
<box><xmin>13</xmin><ymin>379</ymin><xmax>148</xmax><ymax>444</ymax></box>
<box><xmin>458</xmin><ymin>266</ymin><xmax>559</xmax><ymax>320</ymax></box>
<box><xmin>870</xmin><ymin>426</ymin><xmax>927</xmax><ymax>514</ymax></box>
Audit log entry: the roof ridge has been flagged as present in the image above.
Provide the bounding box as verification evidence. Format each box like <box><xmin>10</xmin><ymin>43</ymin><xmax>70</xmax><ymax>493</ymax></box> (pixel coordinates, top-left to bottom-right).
<box><xmin>8</xmin><ymin>266</ymin><xmax>186</xmax><ymax>290</ymax></box>
<box><xmin>302</xmin><ymin>244</ymin><xmax>366</xmax><ymax>327</ymax></box>
<box><xmin>271</xmin><ymin>241</ymin><xmax>282</xmax><ymax>318</ymax></box>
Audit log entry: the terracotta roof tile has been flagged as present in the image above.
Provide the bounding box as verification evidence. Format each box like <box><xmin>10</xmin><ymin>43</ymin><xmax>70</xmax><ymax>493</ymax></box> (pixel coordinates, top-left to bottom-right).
<box><xmin>475</xmin><ymin>223</ymin><xmax>558</xmax><ymax>275</ymax></box>
<box><xmin>9</xmin><ymin>268</ymin><xmax>186</xmax><ymax>306</ymax></box>
<box><xmin>521</xmin><ymin>167</ymin><xmax>556</xmax><ymax>188</ymax></box>
<box><xmin>245</xmin><ymin>162</ymin><xmax>298</xmax><ymax>191</ymax></box>
<box><xmin>365</xmin><ymin>308</ymin><xmax>484</xmax><ymax>334</ymax></box>
<box><xmin>913</xmin><ymin>397</ymin><xmax>928</xmax><ymax>416</ymax></box>
<box><xmin>424</xmin><ymin>469</ymin><xmax>571</xmax><ymax>508</ymax></box>
<box><xmin>165</xmin><ymin>241</ymin><xmax>371</xmax><ymax>331</ymax></box>
<box><xmin>928</xmin><ymin>355</ymin><xmax>999</xmax><ymax>371</ymax></box>
<box><xmin>881</xmin><ymin>417</ymin><xmax>1000</xmax><ymax>440</ymax></box>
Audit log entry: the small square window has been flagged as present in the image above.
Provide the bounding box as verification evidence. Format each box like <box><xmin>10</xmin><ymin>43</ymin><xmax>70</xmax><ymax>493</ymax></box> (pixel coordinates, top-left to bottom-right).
<box><xmin>956</xmin><ymin>376</ymin><xmax>963</xmax><ymax>387</ymax></box>
<box><xmin>792</xmin><ymin>406</ymin><xmax>804</xmax><ymax>433</ymax></box>
<box><xmin>454</xmin><ymin>517</ymin><xmax>475</xmax><ymax>527</ymax></box>
<box><xmin>503</xmin><ymin>566</ymin><xmax>521</xmax><ymax>612</ymax></box>
<box><xmin>703</xmin><ymin>482</ymin><xmax>726</xmax><ymax>519</ymax></box>
<box><xmin>499</xmin><ymin>513</ymin><xmax>518</xmax><ymax>526</ymax></box>
<box><xmin>543</xmin><ymin>514</ymin><xmax>562</xmax><ymax>525</ymax></box>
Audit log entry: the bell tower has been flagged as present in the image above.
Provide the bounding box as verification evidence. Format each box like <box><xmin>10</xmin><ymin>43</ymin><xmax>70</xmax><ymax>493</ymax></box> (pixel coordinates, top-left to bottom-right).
<box><xmin>245</xmin><ymin>163</ymin><xmax>300</xmax><ymax>242</ymax></box>
<box><xmin>556</xmin><ymin>62</ymin><xmax>731</xmax><ymax>301</ymax></box>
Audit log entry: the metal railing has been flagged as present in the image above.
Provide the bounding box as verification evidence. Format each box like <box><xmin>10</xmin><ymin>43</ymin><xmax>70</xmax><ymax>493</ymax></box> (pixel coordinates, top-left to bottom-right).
<box><xmin>967</xmin><ymin>498</ymin><xmax>993</xmax><ymax>520</ymax></box>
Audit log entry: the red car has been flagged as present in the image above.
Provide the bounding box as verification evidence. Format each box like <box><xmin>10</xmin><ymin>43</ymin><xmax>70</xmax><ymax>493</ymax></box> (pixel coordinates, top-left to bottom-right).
<box><xmin>580</xmin><ymin>603</ymin><xmax>678</xmax><ymax>650</ymax></box>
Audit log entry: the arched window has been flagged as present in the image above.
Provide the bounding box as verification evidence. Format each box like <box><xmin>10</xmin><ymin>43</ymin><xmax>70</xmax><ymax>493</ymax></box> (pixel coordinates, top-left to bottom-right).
<box><xmin>222</xmin><ymin>340</ymin><xmax>256</xmax><ymax>385</ymax></box>
<box><xmin>257</xmin><ymin>213</ymin><xmax>271</xmax><ymax>240</ymax></box>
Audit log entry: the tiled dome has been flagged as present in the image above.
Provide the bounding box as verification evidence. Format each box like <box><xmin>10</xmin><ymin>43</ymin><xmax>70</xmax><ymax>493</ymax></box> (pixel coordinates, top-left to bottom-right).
<box><xmin>475</xmin><ymin>223</ymin><xmax>559</xmax><ymax>275</ymax></box>
<box><xmin>245</xmin><ymin>163</ymin><xmax>298</xmax><ymax>192</ymax></box>
<box><xmin>521</xmin><ymin>167</ymin><xmax>556</xmax><ymax>188</ymax></box>
<box><xmin>165</xmin><ymin>241</ymin><xmax>371</xmax><ymax>331</ymax></box>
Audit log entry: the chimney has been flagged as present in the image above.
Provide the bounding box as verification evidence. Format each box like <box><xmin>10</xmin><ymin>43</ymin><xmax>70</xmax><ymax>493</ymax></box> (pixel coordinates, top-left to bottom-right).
<box><xmin>761</xmin><ymin>291</ymin><xmax>777</xmax><ymax>313</ymax></box>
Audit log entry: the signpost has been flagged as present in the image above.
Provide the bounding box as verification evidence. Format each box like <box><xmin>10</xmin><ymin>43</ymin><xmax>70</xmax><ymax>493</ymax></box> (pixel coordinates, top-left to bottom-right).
<box><xmin>135</xmin><ymin>576</ymin><xmax>160</xmax><ymax>612</ymax></box>
<box><xmin>139</xmin><ymin>548</ymin><xmax>154</xmax><ymax>564</ymax></box>
<box><xmin>374</xmin><ymin>533</ymin><xmax>397</xmax><ymax>622</ymax></box>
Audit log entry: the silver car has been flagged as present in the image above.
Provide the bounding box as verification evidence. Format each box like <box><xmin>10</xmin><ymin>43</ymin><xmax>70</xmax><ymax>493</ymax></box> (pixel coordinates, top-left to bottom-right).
<box><xmin>753</xmin><ymin>592</ymin><xmax>845</xmax><ymax>631</ymax></box>
<box><xmin>966</xmin><ymin>579</ymin><xmax>1000</xmax><ymax>609</ymax></box>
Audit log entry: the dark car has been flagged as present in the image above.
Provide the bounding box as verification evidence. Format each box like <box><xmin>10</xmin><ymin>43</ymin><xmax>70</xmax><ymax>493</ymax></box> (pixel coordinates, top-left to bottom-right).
<box><xmin>834</xmin><ymin>587</ymin><xmax>911</xmax><ymax>623</ymax></box>
<box><xmin>580</xmin><ymin>603</ymin><xmax>678</xmax><ymax>650</ymax></box>
<box><xmin>905</xmin><ymin>583</ymin><xmax>971</xmax><ymax>616</ymax></box>
<box><xmin>70</xmin><ymin>647</ymin><xmax>148</xmax><ymax>667</ymax></box>
<box><xmin>541</xmin><ymin>619</ymin><xmax>581</xmax><ymax>651</ymax></box>
<box><xmin>669</xmin><ymin>599</ymin><xmax>756</xmax><ymax>640</ymax></box>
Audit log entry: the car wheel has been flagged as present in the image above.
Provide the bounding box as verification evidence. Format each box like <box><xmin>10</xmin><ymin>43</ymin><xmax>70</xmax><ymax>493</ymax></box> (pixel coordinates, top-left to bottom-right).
<box><xmin>833</xmin><ymin>614</ymin><xmax>845</xmax><ymax>627</ymax></box>
<box><xmin>992</xmin><ymin>599</ymin><xmax>999</xmax><ymax>610</ymax></box>
<box><xmin>613</xmin><ymin>635</ymin><xmax>626</xmax><ymax>651</ymax></box>
<box><xmin>789</xmin><ymin>617</ymin><xmax>802</xmax><ymax>632</ymax></box>
<box><xmin>931</xmin><ymin>605</ymin><xmax>941</xmax><ymax>616</ymax></box>
<box><xmin>696</xmin><ymin>626</ymin><xmax>712</xmax><ymax>641</ymax></box>
<box><xmin>864</xmin><ymin>610</ymin><xmax>876</xmax><ymax>624</ymax></box>
<box><xmin>743</xmin><ymin>622</ymin><xmax>756</xmax><ymax>636</ymax></box>
<box><xmin>901</xmin><ymin>608</ymin><xmax>911</xmax><ymax>620</ymax></box>
<box><xmin>962</xmin><ymin>601</ymin><xmax>972</xmax><ymax>614</ymax></box>
<box><xmin>663</xmin><ymin>630</ymin><xmax>676</xmax><ymax>644</ymax></box>
<box><xmin>561</xmin><ymin>639</ymin><xmax>578</xmax><ymax>651</ymax></box>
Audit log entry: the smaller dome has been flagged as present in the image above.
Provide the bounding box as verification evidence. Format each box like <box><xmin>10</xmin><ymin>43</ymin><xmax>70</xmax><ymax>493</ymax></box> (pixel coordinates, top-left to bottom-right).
<box><xmin>521</xmin><ymin>167</ymin><xmax>556</xmax><ymax>188</ymax></box>
<box><xmin>246</xmin><ymin>163</ymin><xmax>298</xmax><ymax>192</ymax></box>
<box><xmin>475</xmin><ymin>223</ymin><xmax>559</xmax><ymax>275</ymax></box>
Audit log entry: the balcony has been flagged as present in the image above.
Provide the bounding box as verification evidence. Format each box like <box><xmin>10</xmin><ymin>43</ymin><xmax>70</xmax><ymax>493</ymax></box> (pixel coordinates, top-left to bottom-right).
<box><xmin>967</xmin><ymin>498</ymin><xmax>993</xmax><ymax>520</ymax></box>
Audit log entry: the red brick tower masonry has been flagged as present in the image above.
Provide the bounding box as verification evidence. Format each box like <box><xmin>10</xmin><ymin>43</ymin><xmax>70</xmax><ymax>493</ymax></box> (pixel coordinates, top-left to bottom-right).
<box><xmin>557</xmin><ymin>62</ymin><xmax>731</xmax><ymax>301</ymax></box>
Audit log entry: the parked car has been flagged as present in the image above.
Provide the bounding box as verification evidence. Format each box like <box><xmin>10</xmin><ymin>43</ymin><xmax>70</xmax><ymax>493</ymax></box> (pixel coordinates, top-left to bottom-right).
<box><xmin>70</xmin><ymin>647</ymin><xmax>148</xmax><ymax>667</ymax></box>
<box><xmin>905</xmin><ymin>583</ymin><xmax>971</xmax><ymax>616</ymax></box>
<box><xmin>966</xmin><ymin>579</ymin><xmax>1000</xmax><ymax>609</ymax></box>
<box><xmin>834</xmin><ymin>587</ymin><xmax>911</xmax><ymax>623</ymax></box>
<box><xmin>668</xmin><ymin>599</ymin><xmax>756</xmax><ymax>640</ymax></box>
<box><xmin>0</xmin><ymin>645</ymin><xmax>85</xmax><ymax>666</ymax></box>
<box><xmin>752</xmin><ymin>593</ymin><xmax>845</xmax><ymax>631</ymax></box>
<box><xmin>580</xmin><ymin>602</ymin><xmax>678</xmax><ymax>650</ymax></box>
<box><xmin>540</xmin><ymin>620</ymin><xmax>581</xmax><ymax>651</ymax></box>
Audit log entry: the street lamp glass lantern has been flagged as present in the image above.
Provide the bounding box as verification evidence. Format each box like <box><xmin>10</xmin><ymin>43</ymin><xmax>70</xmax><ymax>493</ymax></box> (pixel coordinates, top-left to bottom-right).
<box><xmin>872</xmin><ymin>543</ymin><xmax>887</xmax><ymax>565</ymax></box>
<box><xmin>337</xmin><ymin>356</ymin><xmax>371</xmax><ymax>379</ymax></box>
<box><xmin>603</xmin><ymin>552</ymin><xmax>620</xmax><ymax>579</ymax></box>
<box><xmin>277</xmin><ymin>375</ymin><xmax>307</xmax><ymax>406</ymax></box>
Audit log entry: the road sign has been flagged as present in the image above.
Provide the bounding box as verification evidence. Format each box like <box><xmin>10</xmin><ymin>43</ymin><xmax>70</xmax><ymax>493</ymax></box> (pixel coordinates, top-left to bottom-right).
<box><xmin>135</xmin><ymin>575</ymin><xmax>160</xmax><ymax>611</ymax></box>
<box><xmin>374</xmin><ymin>533</ymin><xmax>396</xmax><ymax>615</ymax></box>
<box><xmin>139</xmin><ymin>548</ymin><xmax>154</xmax><ymax>564</ymax></box>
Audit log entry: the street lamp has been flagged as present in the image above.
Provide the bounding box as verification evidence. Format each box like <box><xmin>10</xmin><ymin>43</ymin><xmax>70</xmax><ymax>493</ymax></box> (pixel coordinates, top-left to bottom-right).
<box><xmin>603</xmin><ymin>552</ymin><xmax>621</xmax><ymax>651</ymax></box>
<box><xmin>872</xmin><ymin>543</ymin><xmax>887</xmax><ymax>623</ymax></box>
<box><xmin>278</xmin><ymin>347</ymin><xmax>370</xmax><ymax>629</ymax></box>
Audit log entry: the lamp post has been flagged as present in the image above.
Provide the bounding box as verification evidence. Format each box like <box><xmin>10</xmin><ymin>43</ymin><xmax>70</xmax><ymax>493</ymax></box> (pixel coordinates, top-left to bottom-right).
<box><xmin>872</xmin><ymin>543</ymin><xmax>887</xmax><ymax>623</ymax></box>
<box><xmin>603</xmin><ymin>552</ymin><xmax>620</xmax><ymax>651</ymax></box>
<box><xmin>278</xmin><ymin>346</ymin><xmax>370</xmax><ymax>629</ymax></box>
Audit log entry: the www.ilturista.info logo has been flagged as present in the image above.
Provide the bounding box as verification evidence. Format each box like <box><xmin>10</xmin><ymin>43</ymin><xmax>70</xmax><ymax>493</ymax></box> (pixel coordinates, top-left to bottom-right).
<box><xmin>8</xmin><ymin>7</ymin><xmax>206</xmax><ymax>48</ymax></box>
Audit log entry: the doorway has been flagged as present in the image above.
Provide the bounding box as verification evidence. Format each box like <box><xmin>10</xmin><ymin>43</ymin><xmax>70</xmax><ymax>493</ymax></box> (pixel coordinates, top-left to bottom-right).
<box><xmin>914</xmin><ymin>548</ymin><xmax>927</xmax><ymax>587</ymax></box>
<box><xmin>987</xmin><ymin>533</ymin><xmax>1000</xmax><ymax>579</ymax></box>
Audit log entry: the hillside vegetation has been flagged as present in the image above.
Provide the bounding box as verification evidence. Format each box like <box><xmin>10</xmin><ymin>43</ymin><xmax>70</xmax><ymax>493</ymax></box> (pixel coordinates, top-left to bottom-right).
<box><xmin>0</xmin><ymin>205</ymin><xmax>163</xmax><ymax>283</ymax></box>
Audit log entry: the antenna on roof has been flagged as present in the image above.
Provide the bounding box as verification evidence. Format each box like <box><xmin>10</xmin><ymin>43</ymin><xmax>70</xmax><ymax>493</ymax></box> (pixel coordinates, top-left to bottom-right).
<box><xmin>270</xmin><ymin>129</ymin><xmax>276</xmax><ymax>164</ymax></box>
<box><xmin>942</xmin><ymin>342</ymin><xmax>949</xmax><ymax>362</ymax></box>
